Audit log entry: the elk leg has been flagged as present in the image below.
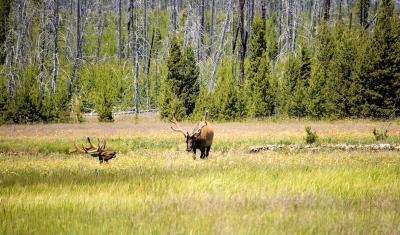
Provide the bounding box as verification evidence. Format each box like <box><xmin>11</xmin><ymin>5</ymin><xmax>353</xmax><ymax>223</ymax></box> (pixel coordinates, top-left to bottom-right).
<box><xmin>205</xmin><ymin>146</ymin><xmax>211</xmax><ymax>158</ymax></box>
<box><xmin>200</xmin><ymin>147</ymin><xmax>206</xmax><ymax>159</ymax></box>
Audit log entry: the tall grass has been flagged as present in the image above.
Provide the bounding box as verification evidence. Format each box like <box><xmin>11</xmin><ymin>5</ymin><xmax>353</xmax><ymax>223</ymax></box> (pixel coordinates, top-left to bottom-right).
<box><xmin>0</xmin><ymin>119</ymin><xmax>399</xmax><ymax>234</ymax></box>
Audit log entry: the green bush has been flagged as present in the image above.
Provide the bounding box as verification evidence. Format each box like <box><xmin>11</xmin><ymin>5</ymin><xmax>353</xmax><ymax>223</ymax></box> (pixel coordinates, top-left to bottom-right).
<box><xmin>305</xmin><ymin>126</ymin><xmax>318</xmax><ymax>144</ymax></box>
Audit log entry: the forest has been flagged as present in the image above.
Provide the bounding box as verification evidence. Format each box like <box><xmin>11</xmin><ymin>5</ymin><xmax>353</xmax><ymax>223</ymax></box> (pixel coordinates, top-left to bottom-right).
<box><xmin>0</xmin><ymin>0</ymin><xmax>399</xmax><ymax>123</ymax></box>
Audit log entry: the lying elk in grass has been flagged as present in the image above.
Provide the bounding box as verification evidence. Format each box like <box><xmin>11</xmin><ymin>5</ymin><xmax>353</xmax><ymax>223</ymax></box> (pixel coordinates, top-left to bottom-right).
<box><xmin>74</xmin><ymin>137</ymin><xmax>117</xmax><ymax>163</ymax></box>
<box><xmin>170</xmin><ymin>112</ymin><xmax>214</xmax><ymax>159</ymax></box>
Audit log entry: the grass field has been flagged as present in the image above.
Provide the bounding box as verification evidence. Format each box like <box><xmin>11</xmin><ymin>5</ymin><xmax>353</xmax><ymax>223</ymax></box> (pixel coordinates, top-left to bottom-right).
<box><xmin>1</xmin><ymin>115</ymin><xmax>400</xmax><ymax>234</ymax></box>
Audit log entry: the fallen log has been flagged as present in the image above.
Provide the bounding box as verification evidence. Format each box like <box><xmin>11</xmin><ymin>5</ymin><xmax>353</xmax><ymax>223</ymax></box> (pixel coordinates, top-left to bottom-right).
<box><xmin>249</xmin><ymin>144</ymin><xmax>400</xmax><ymax>153</ymax></box>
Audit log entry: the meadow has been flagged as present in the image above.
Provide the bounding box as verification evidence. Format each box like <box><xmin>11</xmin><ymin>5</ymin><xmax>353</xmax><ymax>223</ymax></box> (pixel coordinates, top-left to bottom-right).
<box><xmin>1</xmin><ymin>115</ymin><xmax>400</xmax><ymax>234</ymax></box>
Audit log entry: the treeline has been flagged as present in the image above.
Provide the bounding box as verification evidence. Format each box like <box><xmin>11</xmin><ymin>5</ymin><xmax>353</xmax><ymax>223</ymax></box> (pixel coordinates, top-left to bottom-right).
<box><xmin>162</xmin><ymin>0</ymin><xmax>400</xmax><ymax>120</ymax></box>
<box><xmin>0</xmin><ymin>0</ymin><xmax>399</xmax><ymax>124</ymax></box>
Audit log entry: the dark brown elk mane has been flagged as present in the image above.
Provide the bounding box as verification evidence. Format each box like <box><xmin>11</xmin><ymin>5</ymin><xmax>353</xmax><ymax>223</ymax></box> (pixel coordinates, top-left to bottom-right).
<box><xmin>73</xmin><ymin>137</ymin><xmax>117</xmax><ymax>164</ymax></box>
<box><xmin>170</xmin><ymin>111</ymin><xmax>214</xmax><ymax>159</ymax></box>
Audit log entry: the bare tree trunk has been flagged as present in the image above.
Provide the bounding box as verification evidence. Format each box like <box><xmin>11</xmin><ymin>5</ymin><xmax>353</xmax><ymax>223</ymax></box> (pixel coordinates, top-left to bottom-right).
<box><xmin>231</xmin><ymin>0</ymin><xmax>238</xmax><ymax>81</ymax></box>
<box><xmin>172</xmin><ymin>0</ymin><xmax>177</xmax><ymax>31</ymax></box>
<box><xmin>51</xmin><ymin>0</ymin><xmax>59</xmax><ymax>94</ymax></box>
<box><xmin>38</xmin><ymin>1</ymin><xmax>47</xmax><ymax>96</ymax></box>
<box><xmin>143</xmin><ymin>0</ymin><xmax>150</xmax><ymax>110</ymax></box>
<box><xmin>338</xmin><ymin>0</ymin><xmax>343</xmax><ymax>21</ymax></box>
<box><xmin>347</xmin><ymin>0</ymin><xmax>353</xmax><ymax>29</ymax></box>
<box><xmin>69</xmin><ymin>0</ymin><xmax>82</xmax><ymax>107</ymax></box>
<box><xmin>65</xmin><ymin>0</ymin><xmax>73</xmax><ymax>59</ymax></box>
<box><xmin>209</xmin><ymin>0</ymin><xmax>216</xmax><ymax>56</ymax></box>
<box><xmin>323</xmin><ymin>0</ymin><xmax>331</xmax><ymax>22</ymax></box>
<box><xmin>117</xmin><ymin>0</ymin><xmax>122</xmax><ymax>63</ymax></box>
<box><xmin>199</xmin><ymin>0</ymin><xmax>205</xmax><ymax>60</ymax></box>
<box><xmin>133</xmin><ymin>0</ymin><xmax>139</xmax><ymax>113</ymax></box>
<box><xmin>261</xmin><ymin>0</ymin><xmax>266</xmax><ymax>29</ymax></box>
<box><xmin>209</xmin><ymin>0</ymin><xmax>232</xmax><ymax>91</ymax></box>
<box><xmin>287</xmin><ymin>0</ymin><xmax>294</xmax><ymax>53</ymax></box>
<box><xmin>239</xmin><ymin>0</ymin><xmax>246</xmax><ymax>86</ymax></box>
<box><xmin>95</xmin><ymin>0</ymin><xmax>104</xmax><ymax>64</ymax></box>
<box><xmin>125</xmin><ymin>0</ymin><xmax>133</xmax><ymax>60</ymax></box>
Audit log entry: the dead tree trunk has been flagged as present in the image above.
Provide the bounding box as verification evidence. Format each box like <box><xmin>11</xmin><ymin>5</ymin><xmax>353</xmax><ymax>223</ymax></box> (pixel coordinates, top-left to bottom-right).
<box><xmin>95</xmin><ymin>0</ymin><xmax>104</xmax><ymax>64</ymax></box>
<box><xmin>69</xmin><ymin>0</ymin><xmax>82</xmax><ymax>107</ymax></box>
<box><xmin>38</xmin><ymin>1</ymin><xmax>47</xmax><ymax>96</ymax></box>
<box><xmin>239</xmin><ymin>0</ymin><xmax>246</xmax><ymax>86</ymax></box>
<box><xmin>51</xmin><ymin>0</ymin><xmax>59</xmax><ymax>94</ymax></box>
<box><xmin>287</xmin><ymin>0</ymin><xmax>294</xmax><ymax>53</ymax></box>
<box><xmin>231</xmin><ymin>0</ymin><xmax>238</xmax><ymax>81</ymax></box>
<box><xmin>125</xmin><ymin>0</ymin><xmax>134</xmax><ymax>60</ymax></box>
<box><xmin>323</xmin><ymin>0</ymin><xmax>331</xmax><ymax>22</ymax></box>
<box><xmin>209</xmin><ymin>0</ymin><xmax>232</xmax><ymax>91</ymax></box>
<box><xmin>65</xmin><ymin>0</ymin><xmax>73</xmax><ymax>59</ymax></box>
<box><xmin>199</xmin><ymin>0</ymin><xmax>205</xmax><ymax>60</ymax></box>
<box><xmin>261</xmin><ymin>0</ymin><xmax>266</xmax><ymax>29</ymax></box>
<box><xmin>172</xmin><ymin>0</ymin><xmax>177</xmax><ymax>31</ymax></box>
<box><xmin>143</xmin><ymin>0</ymin><xmax>150</xmax><ymax>110</ymax></box>
<box><xmin>209</xmin><ymin>0</ymin><xmax>216</xmax><ymax>56</ymax></box>
<box><xmin>117</xmin><ymin>0</ymin><xmax>122</xmax><ymax>63</ymax></box>
<box><xmin>133</xmin><ymin>0</ymin><xmax>139</xmax><ymax>113</ymax></box>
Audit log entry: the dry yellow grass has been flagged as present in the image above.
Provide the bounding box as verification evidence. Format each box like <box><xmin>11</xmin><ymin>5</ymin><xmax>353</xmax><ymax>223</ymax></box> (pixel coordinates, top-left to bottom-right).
<box><xmin>1</xmin><ymin>116</ymin><xmax>400</xmax><ymax>234</ymax></box>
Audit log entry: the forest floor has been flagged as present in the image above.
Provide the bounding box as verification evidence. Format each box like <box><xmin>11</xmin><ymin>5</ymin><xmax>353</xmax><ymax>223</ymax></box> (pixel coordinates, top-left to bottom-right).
<box><xmin>1</xmin><ymin>114</ymin><xmax>400</xmax><ymax>234</ymax></box>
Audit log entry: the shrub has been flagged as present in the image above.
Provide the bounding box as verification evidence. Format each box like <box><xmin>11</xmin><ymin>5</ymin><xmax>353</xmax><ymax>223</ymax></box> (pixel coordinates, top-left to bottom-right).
<box><xmin>372</xmin><ymin>128</ymin><xmax>388</xmax><ymax>141</ymax></box>
<box><xmin>305</xmin><ymin>126</ymin><xmax>318</xmax><ymax>144</ymax></box>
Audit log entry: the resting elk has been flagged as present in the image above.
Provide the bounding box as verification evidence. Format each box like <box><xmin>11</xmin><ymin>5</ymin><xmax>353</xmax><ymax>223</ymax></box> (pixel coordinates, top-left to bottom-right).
<box><xmin>74</xmin><ymin>137</ymin><xmax>117</xmax><ymax>164</ymax></box>
<box><xmin>170</xmin><ymin>111</ymin><xmax>214</xmax><ymax>159</ymax></box>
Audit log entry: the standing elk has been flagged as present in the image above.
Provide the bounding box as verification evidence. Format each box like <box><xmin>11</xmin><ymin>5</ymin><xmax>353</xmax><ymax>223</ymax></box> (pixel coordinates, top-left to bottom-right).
<box><xmin>73</xmin><ymin>137</ymin><xmax>117</xmax><ymax>164</ymax></box>
<box><xmin>170</xmin><ymin>112</ymin><xmax>214</xmax><ymax>159</ymax></box>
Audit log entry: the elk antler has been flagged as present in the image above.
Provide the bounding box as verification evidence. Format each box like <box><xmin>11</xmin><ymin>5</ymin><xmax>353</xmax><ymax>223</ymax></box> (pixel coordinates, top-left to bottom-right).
<box><xmin>203</xmin><ymin>111</ymin><xmax>209</xmax><ymax>123</ymax></box>
<box><xmin>191</xmin><ymin>122</ymin><xmax>207</xmax><ymax>137</ymax></box>
<box><xmin>170</xmin><ymin>113</ymin><xmax>187</xmax><ymax>137</ymax></box>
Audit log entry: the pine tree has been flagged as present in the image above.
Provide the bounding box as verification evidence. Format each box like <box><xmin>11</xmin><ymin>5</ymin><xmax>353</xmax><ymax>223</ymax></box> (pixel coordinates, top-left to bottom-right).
<box><xmin>159</xmin><ymin>36</ymin><xmax>199</xmax><ymax>118</ymax></box>
<box><xmin>362</xmin><ymin>0</ymin><xmax>400</xmax><ymax>117</ymax></box>
<box><xmin>179</xmin><ymin>45</ymin><xmax>200</xmax><ymax>115</ymax></box>
<box><xmin>208</xmin><ymin>60</ymin><xmax>245</xmax><ymax>121</ymax></box>
<box><xmin>307</xmin><ymin>23</ymin><xmax>335</xmax><ymax>118</ymax></box>
<box><xmin>245</xmin><ymin>16</ymin><xmax>275</xmax><ymax>118</ymax></box>
<box><xmin>265</xmin><ymin>13</ymin><xmax>278</xmax><ymax>62</ymax></box>
<box><xmin>285</xmin><ymin>43</ymin><xmax>311</xmax><ymax>118</ymax></box>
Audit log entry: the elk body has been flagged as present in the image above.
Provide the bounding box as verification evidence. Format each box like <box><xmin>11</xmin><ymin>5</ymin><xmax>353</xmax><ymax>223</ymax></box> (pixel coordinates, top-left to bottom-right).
<box><xmin>170</xmin><ymin>112</ymin><xmax>214</xmax><ymax>159</ymax></box>
<box><xmin>74</xmin><ymin>137</ymin><xmax>117</xmax><ymax>163</ymax></box>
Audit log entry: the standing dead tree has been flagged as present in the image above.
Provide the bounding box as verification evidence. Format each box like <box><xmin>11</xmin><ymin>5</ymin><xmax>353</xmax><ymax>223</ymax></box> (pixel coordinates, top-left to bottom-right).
<box><xmin>68</xmin><ymin>0</ymin><xmax>83</xmax><ymax>108</ymax></box>
<box><xmin>209</xmin><ymin>0</ymin><xmax>216</xmax><ymax>56</ymax></box>
<box><xmin>143</xmin><ymin>0</ymin><xmax>150</xmax><ymax>110</ymax></box>
<box><xmin>51</xmin><ymin>0</ymin><xmax>59</xmax><ymax>94</ymax></box>
<box><xmin>239</xmin><ymin>0</ymin><xmax>247</xmax><ymax>86</ymax></box>
<box><xmin>133</xmin><ymin>0</ymin><xmax>139</xmax><ymax>113</ymax></box>
<box><xmin>116</xmin><ymin>0</ymin><xmax>122</xmax><ymax>63</ymax></box>
<box><xmin>209</xmin><ymin>0</ymin><xmax>232</xmax><ymax>91</ymax></box>
<box><xmin>95</xmin><ymin>0</ymin><xmax>105</xmax><ymax>64</ymax></box>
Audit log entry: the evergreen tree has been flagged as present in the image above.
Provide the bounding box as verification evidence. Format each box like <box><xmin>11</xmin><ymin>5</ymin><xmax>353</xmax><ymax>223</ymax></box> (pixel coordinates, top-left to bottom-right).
<box><xmin>265</xmin><ymin>13</ymin><xmax>278</xmax><ymax>62</ymax></box>
<box><xmin>361</xmin><ymin>0</ymin><xmax>400</xmax><ymax>117</ymax></box>
<box><xmin>285</xmin><ymin>43</ymin><xmax>311</xmax><ymax>118</ymax></box>
<box><xmin>208</xmin><ymin>60</ymin><xmax>245</xmax><ymax>121</ymax></box>
<box><xmin>180</xmin><ymin>45</ymin><xmax>200</xmax><ymax>115</ymax></box>
<box><xmin>159</xmin><ymin>36</ymin><xmax>199</xmax><ymax>118</ymax></box>
<box><xmin>328</xmin><ymin>24</ymin><xmax>361</xmax><ymax>117</ymax></box>
<box><xmin>307</xmin><ymin>23</ymin><xmax>336</xmax><ymax>118</ymax></box>
<box><xmin>245</xmin><ymin>16</ymin><xmax>275</xmax><ymax>118</ymax></box>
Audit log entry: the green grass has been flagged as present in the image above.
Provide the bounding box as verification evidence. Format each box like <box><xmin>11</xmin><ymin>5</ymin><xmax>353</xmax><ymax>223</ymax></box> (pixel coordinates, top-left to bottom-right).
<box><xmin>1</xmin><ymin>119</ymin><xmax>400</xmax><ymax>234</ymax></box>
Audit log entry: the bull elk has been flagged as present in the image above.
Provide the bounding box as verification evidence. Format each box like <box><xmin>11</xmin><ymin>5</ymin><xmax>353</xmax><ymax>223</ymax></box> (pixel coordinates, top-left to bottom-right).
<box><xmin>74</xmin><ymin>137</ymin><xmax>117</xmax><ymax>164</ymax></box>
<box><xmin>170</xmin><ymin>111</ymin><xmax>214</xmax><ymax>159</ymax></box>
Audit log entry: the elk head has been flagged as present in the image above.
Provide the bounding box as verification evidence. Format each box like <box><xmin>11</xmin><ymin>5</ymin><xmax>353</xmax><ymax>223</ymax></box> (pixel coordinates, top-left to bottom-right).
<box><xmin>170</xmin><ymin>113</ymin><xmax>208</xmax><ymax>152</ymax></box>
